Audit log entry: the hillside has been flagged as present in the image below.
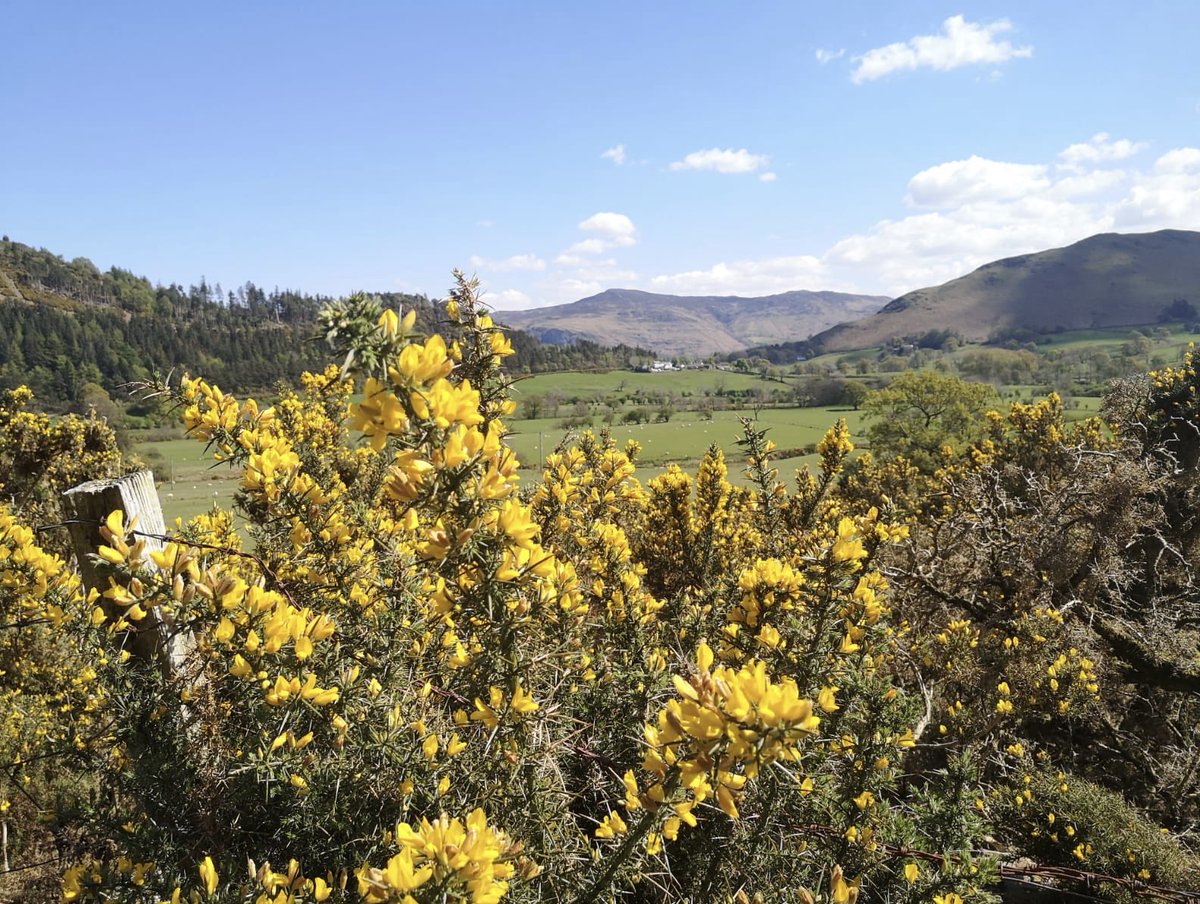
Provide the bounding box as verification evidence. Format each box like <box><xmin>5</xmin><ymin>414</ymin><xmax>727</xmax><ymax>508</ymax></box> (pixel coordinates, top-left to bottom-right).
<box><xmin>812</xmin><ymin>229</ymin><xmax>1200</xmax><ymax>352</ymax></box>
<box><xmin>0</xmin><ymin>238</ymin><xmax>651</xmax><ymax>406</ymax></box>
<box><xmin>497</xmin><ymin>288</ymin><xmax>888</xmax><ymax>358</ymax></box>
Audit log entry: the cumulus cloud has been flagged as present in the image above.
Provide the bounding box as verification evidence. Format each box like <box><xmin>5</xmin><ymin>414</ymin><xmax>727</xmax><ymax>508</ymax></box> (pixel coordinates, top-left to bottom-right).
<box><xmin>601</xmin><ymin>144</ymin><xmax>626</xmax><ymax>165</ymax></box>
<box><xmin>669</xmin><ymin>147</ymin><xmax>770</xmax><ymax>175</ymax></box>
<box><xmin>576</xmin><ymin>212</ymin><xmax>638</xmax><ymax>249</ymax></box>
<box><xmin>538</xmin><ymin>266</ymin><xmax>640</xmax><ymax>305</ymax></box>
<box><xmin>1047</xmin><ymin>169</ymin><xmax>1130</xmax><ymax>200</ymax></box>
<box><xmin>1153</xmin><ymin>147</ymin><xmax>1200</xmax><ymax>173</ymax></box>
<box><xmin>487</xmin><ymin>288</ymin><xmax>535</xmax><ymax>310</ymax></box>
<box><xmin>823</xmin><ymin>196</ymin><xmax>1108</xmax><ymax>292</ymax></box>
<box><xmin>647</xmin><ymin>135</ymin><xmax>1200</xmax><ymax>298</ymax></box>
<box><xmin>1059</xmin><ymin>132</ymin><xmax>1148</xmax><ymax>170</ymax></box>
<box><xmin>851</xmin><ymin>15</ymin><xmax>1032</xmax><ymax>83</ymax></box>
<box><xmin>906</xmin><ymin>155</ymin><xmax>1050</xmax><ymax>207</ymax></box>
<box><xmin>562</xmin><ymin>238</ymin><xmax>610</xmax><ymax>257</ymax></box>
<box><xmin>1113</xmin><ymin>147</ymin><xmax>1200</xmax><ymax>227</ymax></box>
<box><xmin>835</xmin><ymin>140</ymin><xmax>1200</xmax><ymax>291</ymax></box>
<box><xmin>495</xmin><ymin>135</ymin><xmax>1200</xmax><ymax>308</ymax></box>
<box><xmin>815</xmin><ymin>48</ymin><xmax>845</xmax><ymax>64</ymax></box>
<box><xmin>759</xmin><ymin>172</ymin><xmax>778</xmax><ymax>183</ymax></box>
<box><xmin>468</xmin><ymin>253</ymin><xmax>547</xmax><ymax>272</ymax></box>
<box><xmin>650</xmin><ymin>255</ymin><xmax>827</xmax><ymax>296</ymax></box>
<box><xmin>570</xmin><ymin>261</ymin><xmax>638</xmax><ymax>285</ymax></box>
<box><xmin>522</xmin><ymin>213</ymin><xmax>644</xmax><ymax>307</ymax></box>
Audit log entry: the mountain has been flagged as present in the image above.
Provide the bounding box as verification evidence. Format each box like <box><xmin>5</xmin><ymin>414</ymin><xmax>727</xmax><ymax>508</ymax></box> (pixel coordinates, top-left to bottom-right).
<box><xmin>497</xmin><ymin>288</ymin><xmax>889</xmax><ymax>358</ymax></box>
<box><xmin>811</xmin><ymin>229</ymin><xmax>1200</xmax><ymax>353</ymax></box>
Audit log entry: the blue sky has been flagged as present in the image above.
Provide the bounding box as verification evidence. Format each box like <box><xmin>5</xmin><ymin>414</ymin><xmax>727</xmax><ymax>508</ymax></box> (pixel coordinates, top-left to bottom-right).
<box><xmin>4</xmin><ymin>2</ymin><xmax>1199</xmax><ymax>309</ymax></box>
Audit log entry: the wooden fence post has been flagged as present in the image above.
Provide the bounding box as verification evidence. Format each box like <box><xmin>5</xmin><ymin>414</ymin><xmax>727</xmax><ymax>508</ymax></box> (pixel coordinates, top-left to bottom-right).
<box><xmin>62</xmin><ymin>470</ymin><xmax>190</xmax><ymax>677</ymax></box>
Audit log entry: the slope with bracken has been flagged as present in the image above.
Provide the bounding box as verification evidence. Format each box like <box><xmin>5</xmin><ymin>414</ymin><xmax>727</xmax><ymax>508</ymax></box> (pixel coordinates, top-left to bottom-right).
<box><xmin>810</xmin><ymin>229</ymin><xmax>1200</xmax><ymax>353</ymax></box>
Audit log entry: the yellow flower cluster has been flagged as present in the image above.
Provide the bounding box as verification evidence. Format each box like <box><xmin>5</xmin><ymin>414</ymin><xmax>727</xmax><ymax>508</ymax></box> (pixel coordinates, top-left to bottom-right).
<box><xmin>729</xmin><ymin>557</ymin><xmax>805</xmax><ymax>629</ymax></box>
<box><xmin>0</xmin><ymin>504</ymin><xmax>100</xmax><ymax>772</ymax></box>
<box><xmin>357</xmin><ymin>809</ymin><xmax>519</xmax><ymax>904</ymax></box>
<box><xmin>635</xmin><ymin>642</ymin><xmax>824</xmax><ymax>830</ymax></box>
<box><xmin>0</xmin><ymin>385</ymin><xmax>126</xmax><ymax>544</ymax></box>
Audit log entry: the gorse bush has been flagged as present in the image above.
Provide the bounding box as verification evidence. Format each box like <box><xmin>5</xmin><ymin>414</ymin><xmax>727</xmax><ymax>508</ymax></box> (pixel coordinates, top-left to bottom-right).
<box><xmin>2</xmin><ymin>276</ymin><xmax>1198</xmax><ymax>903</ymax></box>
<box><xmin>0</xmin><ymin>385</ymin><xmax>127</xmax><ymax>546</ymax></box>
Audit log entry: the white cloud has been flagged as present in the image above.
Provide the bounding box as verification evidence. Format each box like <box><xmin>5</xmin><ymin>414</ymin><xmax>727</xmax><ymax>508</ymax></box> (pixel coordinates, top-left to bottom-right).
<box><xmin>1154</xmin><ymin>147</ymin><xmax>1200</xmax><ymax>174</ymax></box>
<box><xmin>1047</xmin><ymin>169</ymin><xmax>1129</xmax><ymax>200</ymax></box>
<box><xmin>601</xmin><ymin>144</ymin><xmax>626</xmax><ymax>165</ymax></box>
<box><xmin>554</xmin><ymin>277</ymin><xmax>604</xmax><ymax>298</ymax></box>
<box><xmin>468</xmin><ymin>253</ymin><xmax>546</xmax><ymax>272</ymax></box>
<box><xmin>527</xmin><ymin>215</ymin><xmax>644</xmax><ymax>306</ymax></box>
<box><xmin>572</xmin><ymin>263</ymin><xmax>638</xmax><ymax>285</ymax></box>
<box><xmin>669</xmin><ymin>147</ymin><xmax>770</xmax><ymax>175</ymax></box>
<box><xmin>650</xmin><ymin>255</ymin><xmax>827</xmax><ymax>296</ymax></box>
<box><xmin>906</xmin><ymin>155</ymin><xmax>1050</xmax><ymax>207</ymax></box>
<box><xmin>476</xmin><ymin>219</ymin><xmax>494</xmax><ymax>228</ymax></box>
<box><xmin>823</xmin><ymin>196</ymin><xmax>1107</xmax><ymax>292</ymax></box>
<box><xmin>1113</xmin><ymin>148</ymin><xmax>1200</xmax><ymax>227</ymax></box>
<box><xmin>487</xmin><ymin>289</ymin><xmax>535</xmax><ymax>310</ymax></box>
<box><xmin>540</xmin><ymin>260</ymin><xmax>643</xmax><ymax>303</ymax></box>
<box><xmin>577</xmin><ymin>211</ymin><xmax>638</xmax><ymax>248</ymax></box>
<box><xmin>759</xmin><ymin>172</ymin><xmax>778</xmax><ymax>183</ymax></box>
<box><xmin>1059</xmin><ymin>132</ymin><xmax>1148</xmax><ymax>170</ymax></box>
<box><xmin>645</xmin><ymin>136</ymin><xmax>1200</xmax><ymax>299</ymax></box>
<box><xmin>851</xmin><ymin>15</ymin><xmax>1032</xmax><ymax>84</ymax></box>
<box><xmin>815</xmin><ymin>48</ymin><xmax>845</xmax><ymax>64</ymax></box>
<box><xmin>496</xmin><ymin>135</ymin><xmax>1200</xmax><ymax>309</ymax></box>
<box><xmin>564</xmin><ymin>238</ymin><xmax>612</xmax><ymax>257</ymax></box>
<box><xmin>829</xmin><ymin>140</ymin><xmax>1200</xmax><ymax>292</ymax></box>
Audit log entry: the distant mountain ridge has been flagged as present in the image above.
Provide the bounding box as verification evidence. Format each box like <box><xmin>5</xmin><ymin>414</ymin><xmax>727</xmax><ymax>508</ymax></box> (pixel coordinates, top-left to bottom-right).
<box><xmin>497</xmin><ymin>288</ymin><xmax>889</xmax><ymax>358</ymax></box>
<box><xmin>810</xmin><ymin>229</ymin><xmax>1200</xmax><ymax>353</ymax></box>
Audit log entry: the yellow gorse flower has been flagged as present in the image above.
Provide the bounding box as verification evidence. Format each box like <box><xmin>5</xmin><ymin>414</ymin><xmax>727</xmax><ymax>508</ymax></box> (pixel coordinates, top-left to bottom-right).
<box><xmin>358</xmin><ymin>808</ymin><xmax>516</xmax><ymax>904</ymax></box>
<box><xmin>198</xmin><ymin>855</ymin><xmax>218</xmax><ymax>895</ymax></box>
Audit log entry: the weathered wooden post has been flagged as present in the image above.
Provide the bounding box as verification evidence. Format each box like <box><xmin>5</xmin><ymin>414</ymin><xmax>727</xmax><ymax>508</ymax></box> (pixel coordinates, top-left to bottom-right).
<box><xmin>62</xmin><ymin>470</ymin><xmax>190</xmax><ymax>677</ymax></box>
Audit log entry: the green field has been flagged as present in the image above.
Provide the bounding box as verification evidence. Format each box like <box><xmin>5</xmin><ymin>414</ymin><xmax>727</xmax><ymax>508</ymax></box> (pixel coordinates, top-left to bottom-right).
<box><xmin>1029</xmin><ymin>324</ymin><xmax>1200</xmax><ymax>353</ymax></box>
<box><xmin>504</xmin><ymin>406</ymin><xmax>866</xmax><ymax>469</ymax></box>
<box><xmin>134</xmin><ymin>404</ymin><xmax>865</xmax><ymax>524</ymax></box>
<box><xmin>134</xmin><ymin>435</ymin><xmax>242</xmax><ymax>527</ymax></box>
<box><xmin>134</xmin><ymin>363</ymin><xmax>1110</xmax><ymax>525</ymax></box>
<box><xmin>513</xmin><ymin>368</ymin><xmax>783</xmax><ymax>399</ymax></box>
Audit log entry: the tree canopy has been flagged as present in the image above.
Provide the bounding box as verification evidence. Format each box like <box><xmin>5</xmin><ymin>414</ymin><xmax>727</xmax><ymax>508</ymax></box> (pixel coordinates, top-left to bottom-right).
<box><xmin>862</xmin><ymin>370</ymin><xmax>996</xmax><ymax>471</ymax></box>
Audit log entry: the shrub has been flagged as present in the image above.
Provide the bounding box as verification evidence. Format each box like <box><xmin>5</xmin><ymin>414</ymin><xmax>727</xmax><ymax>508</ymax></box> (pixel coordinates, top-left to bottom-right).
<box><xmin>4</xmin><ymin>275</ymin><xmax>1199</xmax><ymax>903</ymax></box>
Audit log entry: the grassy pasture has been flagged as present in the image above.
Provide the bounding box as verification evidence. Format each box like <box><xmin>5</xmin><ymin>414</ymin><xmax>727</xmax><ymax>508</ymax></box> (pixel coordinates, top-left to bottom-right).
<box><xmin>134</xmin><ymin>405</ymin><xmax>862</xmax><ymax>525</ymax></box>
<box><xmin>1031</xmin><ymin>324</ymin><xmax>1200</xmax><ymax>352</ymax></box>
<box><xmin>512</xmin><ymin>368</ymin><xmax>781</xmax><ymax>398</ymax></box>
<box><xmin>504</xmin><ymin>406</ymin><xmax>867</xmax><ymax>470</ymax></box>
<box><xmin>133</xmin><ymin>364</ymin><xmax>1108</xmax><ymax>525</ymax></box>
<box><xmin>134</xmin><ymin>435</ymin><xmax>241</xmax><ymax>527</ymax></box>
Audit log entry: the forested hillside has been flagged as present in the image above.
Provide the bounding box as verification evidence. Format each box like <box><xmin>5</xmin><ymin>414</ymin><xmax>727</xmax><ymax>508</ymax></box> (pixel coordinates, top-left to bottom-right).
<box><xmin>0</xmin><ymin>238</ymin><xmax>651</xmax><ymax>406</ymax></box>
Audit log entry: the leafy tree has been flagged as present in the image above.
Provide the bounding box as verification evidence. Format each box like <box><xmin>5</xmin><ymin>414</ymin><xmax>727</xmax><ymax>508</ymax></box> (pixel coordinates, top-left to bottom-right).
<box><xmin>841</xmin><ymin>380</ymin><xmax>869</xmax><ymax>409</ymax></box>
<box><xmin>519</xmin><ymin>393</ymin><xmax>544</xmax><ymax>419</ymax></box>
<box><xmin>861</xmin><ymin>370</ymin><xmax>995</xmax><ymax>471</ymax></box>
